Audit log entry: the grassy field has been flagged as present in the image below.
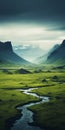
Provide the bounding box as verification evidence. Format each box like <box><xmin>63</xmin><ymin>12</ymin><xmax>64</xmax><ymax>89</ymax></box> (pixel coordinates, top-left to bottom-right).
<box><xmin>29</xmin><ymin>70</ymin><xmax>65</xmax><ymax>130</ymax></box>
<box><xmin>0</xmin><ymin>66</ymin><xmax>65</xmax><ymax>130</ymax></box>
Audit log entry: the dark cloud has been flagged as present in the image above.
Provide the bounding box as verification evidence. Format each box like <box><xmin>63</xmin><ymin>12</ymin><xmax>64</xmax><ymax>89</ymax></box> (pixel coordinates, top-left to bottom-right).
<box><xmin>0</xmin><ymin>0</ymin><xmax>65</xmax><ymax>31</ymax></box>
<box><xmin>0</xmin><ymin>0</ymin><xmax>65</xmax><ymax>16</ymax></box>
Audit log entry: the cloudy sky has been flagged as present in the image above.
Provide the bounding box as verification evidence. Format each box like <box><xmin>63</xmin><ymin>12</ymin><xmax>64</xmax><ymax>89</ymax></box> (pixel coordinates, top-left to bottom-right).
<box><xmin>0</xmin><ymin>0</ymin><xmax>65</xmax><ymax>49</ymax></box>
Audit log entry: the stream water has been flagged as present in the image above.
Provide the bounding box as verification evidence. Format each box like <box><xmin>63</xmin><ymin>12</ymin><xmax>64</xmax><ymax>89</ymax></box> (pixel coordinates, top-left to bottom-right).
<box><xmin>11</xmin><ymin>88</ymin><xmax>49</xmax><ymax>130</ymax></box>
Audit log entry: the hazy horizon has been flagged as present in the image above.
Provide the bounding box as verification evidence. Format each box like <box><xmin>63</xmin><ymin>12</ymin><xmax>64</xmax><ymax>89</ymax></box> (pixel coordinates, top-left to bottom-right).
<box><xmin>0</xmin><ymin>22</ymin><xmax>64</xmax><ymax>50</ymax></box>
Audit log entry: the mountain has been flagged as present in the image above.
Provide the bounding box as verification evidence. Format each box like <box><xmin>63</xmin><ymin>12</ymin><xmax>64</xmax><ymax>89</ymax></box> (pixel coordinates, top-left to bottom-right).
<box><xmin>35</xmin><ymin>53</ymin><xmax>48</xmax><ymax>64</ymax></box>
<box><xmin>0</xmin><ymin>41</ymin><xmax>30</xmax><ymax>65</ymax></box>
<box><xmin>13</xmin><ymin>45</ymin><xmax>44</xmax><ymax>62</ymax></box>
<box><xmin>47</xmin><ymin>40</ymin><xmax>65</xmax><ymax>64</ymax></box>
<box><xmin>36</xmin><ymin>44</ymin><xmax>60</xmax><ymax>64</ymax></box>
<box><xmin>49</xmin><ymin>44</ymin><xmax>60</xmax><ymax>54</ymax></box>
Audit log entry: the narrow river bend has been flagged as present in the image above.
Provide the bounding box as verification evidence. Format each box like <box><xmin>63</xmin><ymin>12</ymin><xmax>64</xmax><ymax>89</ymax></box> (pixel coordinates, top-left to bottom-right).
<box><xmin>11</xmin><ymin>88</ymin><xmax>49</xmax><ymax>130</ymax></box>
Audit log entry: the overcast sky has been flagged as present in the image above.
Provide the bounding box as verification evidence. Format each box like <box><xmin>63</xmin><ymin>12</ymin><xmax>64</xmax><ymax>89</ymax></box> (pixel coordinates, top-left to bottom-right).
<box><xmin>0</xmin><ymin>0</ymin><xmax>65</xmax><ymax>49</ymax></box>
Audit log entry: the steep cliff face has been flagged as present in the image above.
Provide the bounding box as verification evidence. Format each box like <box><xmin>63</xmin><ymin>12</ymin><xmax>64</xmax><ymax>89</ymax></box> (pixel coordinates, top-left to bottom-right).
<box><xmin>0</xmin><ymin>41</ymin><xmax>13</xmax><ymax>52</ymax></box>
<box><xmin>0</xmin><ymin>41</ymin><xmax>30</xmax><ymax>65</ymax></box>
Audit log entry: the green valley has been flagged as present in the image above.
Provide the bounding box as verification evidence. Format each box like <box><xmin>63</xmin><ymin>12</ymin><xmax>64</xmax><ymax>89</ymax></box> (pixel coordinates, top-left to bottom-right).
<box><xmin>0</xmin><ymin>66</ymin><xmax>65</xmax><ymax>130</ymax></box>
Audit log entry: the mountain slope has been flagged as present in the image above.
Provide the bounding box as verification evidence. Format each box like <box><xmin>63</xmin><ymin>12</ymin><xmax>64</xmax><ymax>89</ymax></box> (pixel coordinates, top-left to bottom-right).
<box><xmin>36</xmin><ymin>44</ymin><xmax>60</xmax><ymax>64</ymax></box>
<box><xmin>0</xmin><ymin>41</ymin><xmax>30</xmax><ymax>65</ymax></box>
<box><xmin>47</xmin><ymin>40</ymin><xmax>65</xmax><ymax>64</ymax></box>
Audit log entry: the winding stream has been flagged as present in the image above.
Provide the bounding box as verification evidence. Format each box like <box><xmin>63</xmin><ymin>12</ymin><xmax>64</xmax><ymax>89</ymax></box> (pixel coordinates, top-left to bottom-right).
<box><xmin>11</xmin><ymin>88</ymin><xmax>49</xmax><ymax>130</ymax></box>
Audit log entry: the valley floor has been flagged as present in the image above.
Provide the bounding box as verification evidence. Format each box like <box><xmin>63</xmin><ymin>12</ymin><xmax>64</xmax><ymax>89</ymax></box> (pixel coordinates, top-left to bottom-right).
<box><xmin>0</xmin><ymin>66</ymin><xmax>65</xmax><ymax>130</ymax></box>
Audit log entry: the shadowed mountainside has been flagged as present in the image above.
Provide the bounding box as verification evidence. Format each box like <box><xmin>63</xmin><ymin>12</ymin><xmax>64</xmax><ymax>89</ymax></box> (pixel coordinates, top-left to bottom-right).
<box><xmin>0</xmin><ymin>41</ymin><xmax>30</xmax><ymax>65</ymax></box>
<box><xmin>47</xmin><ymin>40</ymin><xmax>65</xmax><ymax>64</ymax></box>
